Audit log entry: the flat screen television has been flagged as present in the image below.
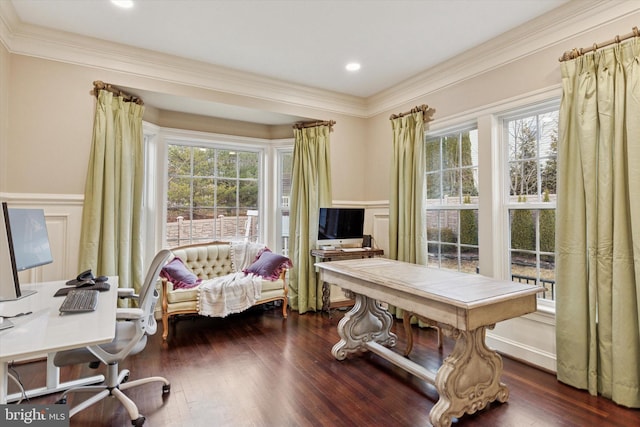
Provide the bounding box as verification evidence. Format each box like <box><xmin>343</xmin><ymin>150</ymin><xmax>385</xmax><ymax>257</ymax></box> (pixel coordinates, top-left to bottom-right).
<box><xmin>317</xmin><ymin>207</ymin><xmax>365</xmax><ymax>248</ymax></box>
<box><xmin>0</xmin><ymin>202</ymin><xmax>53</xmax><ymax>301</ymax></box>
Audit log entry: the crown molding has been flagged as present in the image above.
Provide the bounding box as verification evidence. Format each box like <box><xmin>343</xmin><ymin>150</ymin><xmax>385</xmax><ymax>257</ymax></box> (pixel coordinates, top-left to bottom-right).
<box><xmin>0</xmin><ymin>1</ymin><xmax>367</xmax><ymax>118</ymax></box>
<box><xmin>2</xmin><ymin>1</ymin><xmax>638</xmax><ymax>120</ymax></box>
<box><xmin>366</xmin><ymin>0</ymin><xmax>640</xmax><ymax>116</ymax></box>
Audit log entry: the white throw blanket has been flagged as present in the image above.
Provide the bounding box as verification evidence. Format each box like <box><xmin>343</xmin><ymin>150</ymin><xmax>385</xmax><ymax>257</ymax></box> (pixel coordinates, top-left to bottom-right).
<box><xmin>230</xmin><ymin>241</ymin><xmax>266</xmax><ymax>271</ymax></box>
<box><xmin>197</xmin><ymin>272</ymin><xmax>263</xmax><ymax>318</ymax></box>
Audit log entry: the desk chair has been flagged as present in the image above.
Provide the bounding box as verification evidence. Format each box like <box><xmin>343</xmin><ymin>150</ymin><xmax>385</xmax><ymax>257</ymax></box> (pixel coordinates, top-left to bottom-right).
<box><xmin>53</xmin><ymin>249</ymin><xmax>172</xmax><ymax>427</ymax></box>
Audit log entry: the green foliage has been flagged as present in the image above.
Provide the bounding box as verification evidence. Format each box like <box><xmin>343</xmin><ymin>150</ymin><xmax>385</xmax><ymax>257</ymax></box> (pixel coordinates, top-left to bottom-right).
<box><xmin>426</xmin><ymin>131</ymin><xmax>478</xmax><ymax>200</ymax></box>
<box><xmin>427</xmin><ymin>227</ymin><xmax>457</xmax><ymax>244</ymax></box>
<box><xmin>539</xmin><ymin>189</ymin><xmax>555</xmax><ymax>252</ymax></box>
<box><xmin>511</xmin><ymin>196</ymin><xmax>535</xmax><ymax>250</ymax></box>
<box><xmin>166</xmin><ymin>144</ymin><xmax>259</xmax><ymax>222</ymax></box>
<box><xmin>460</xmin><ymin>195</ymin><xmax>478</xmax><ymax>246</ymax></box>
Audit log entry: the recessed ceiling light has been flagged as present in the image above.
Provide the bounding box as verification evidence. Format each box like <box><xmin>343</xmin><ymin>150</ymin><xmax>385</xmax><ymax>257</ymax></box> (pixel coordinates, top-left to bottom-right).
<box><xmin>111</xmin><ymin>0</ymin><xmax>134</xmax><ymax>8</ymax></box>
<box><xmin>346</xmin><ymin>62</ymin><xmax>361</xmax><ymax>72</ymax></box>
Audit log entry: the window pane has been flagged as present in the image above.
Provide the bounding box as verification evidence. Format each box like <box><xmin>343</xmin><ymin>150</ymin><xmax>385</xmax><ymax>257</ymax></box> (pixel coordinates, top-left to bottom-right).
<box><xmin>239</xmin><ymin>180</ymin><xmax>258</xmax><ymax>209</ymax></box>
<box><xmin>509</xmin><ymin>160</ymin><xmax>538</xmax><ymax>197</ymax></box>
<box><xmin>425</xmin><ymin>128</ymin><xmax>478</xmax><ymax>274</ymax></box>
<box><xmin>459</xmin><ymin>209</ymin><xmax>478</xmax><ymax>245</ymax></box>
<box><xmin>427</xmin><ymin>242</ymin><xmax>440</xmax><ymax>268</ymax></box>
<box><xmin>460</xmin><ymin>130</ymin><xmax>478</xmax><ymax>167</ymax></box>
<box><xmin>426</xmin><ymin>210</ymin><xmax>440</xmax><ymax>241</ymax></box>
<box><xmin>426</xmin><ymin>172</ymin><xmax>441</xmax><ymax>200</ymax></box>
<box><xmin>508</xmin><ymin>116</ymin><xmax>537</xmax><ymax>161</ymax></box>
<box><xmin>540</xmin><ymin>253</ymin><xmax>556</xmax><ymax>300</ymax></box>
<box><xmin>510</xmin><ymin>251</ymin><xmax>537</xmax><ymax>284</ymax></box>
<box><xmin>442</xmin><ymin>169</ymin><xmax>460</xmax><ymax>201</ymax></box>
<box><xmin>510</xmin><ymin>209</ymin><xmax>536</xmax><ymax>251</ymax></box>
<box><xmin>540</xmin><ymin>159</ymin><xmax>556</xmax><ymax>196</ymax></box>
<box><xmin>442</xmin><ymin>136</ymin><xmax>459</xmax><ymax>169</ymax></box>
<box><xmin>217</xmin><ymin>179</ymin><xmax>237</xmax><ymax>206</ymax></box>
<box><xmin>539</xmin><ymin>111</ymin><xmax>558</xmax><ymax>158</ymax></box>
<box><xmin>460</xmin><ymin>246</ymin><xmax>478</xmax><ymax>275</ymax></box>
<box><xmin>440</xmin><ymin>244</ymin><xmax>458</xmax><ymax>271</ymax></box>
<box><xmin>238</xmin><ymin>152</ymin><xmax>258</xmax><ymax>179</ymax></box>
<box><xmin>167</xmin><ymin>177</ymin><xmax>192</xmax><ymax>207</ymax></box>
<box><xmin>168</xmin><ymin>145</ymin><xmax>192</xmax><ymax>176</ymax></box>
<box><xmin>192</xmin><ymin>178</ymin><xmax>214</xmax><ymax>208</ymax></box>
<box><xmin>441</xmin><ymin>210</ymin><xmax>458</xmax><ymax>243</ymax></box>
<box><xmin>217</xmin><ymin>150</ymin><xmax>237</xmax><ymax>178</ymax></box>
<box><xmin>425</xmin><ymin>138</ymin><xmax>441</xmax><ymax>172</ymax></box>
<box><xmin>539</xmin><ymin>208</ymin><xmax>555</xmax><ymax>253</ymax></box>
<box><xmin>166</xmin><ymin>142</ymin><xmax>263</xmax><ymax>245</ymax></box>
<box><xmin>192</xmin><ymin>148</ymin><xmax>214</xmax><ymax>177</ymax></box>
<box><xmin>461</xmin><ymin>167</ymin><xmax>478</xmax><ymax>197</ymax></box>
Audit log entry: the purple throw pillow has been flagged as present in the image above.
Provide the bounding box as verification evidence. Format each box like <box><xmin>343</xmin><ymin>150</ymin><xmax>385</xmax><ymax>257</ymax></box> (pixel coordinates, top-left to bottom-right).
<box><xmin>160</xmin><ymin>257</ymin><xmax>202</xmax><ymax>289</ymax></box>
<box><xmin>243</xmin><ymin>251</ymin><xmax>292</xmax><ymax>280</ymax></box>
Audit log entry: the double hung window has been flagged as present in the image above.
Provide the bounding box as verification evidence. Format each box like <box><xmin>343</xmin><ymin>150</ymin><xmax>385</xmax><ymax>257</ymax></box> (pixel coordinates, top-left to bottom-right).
<box><xmin>504</xmin><ymin>108</ymin><xmax>558</xmax><ymax>301</ymax></box>
<box><xmin>425</xmin><ymin>127</ymin><xmax>479</xmax><ymax>273</ymax></box>
<box><xmin>166</xmin><ymin>143</ymin><xmax>261</xmax><ymax>246</ymax></box>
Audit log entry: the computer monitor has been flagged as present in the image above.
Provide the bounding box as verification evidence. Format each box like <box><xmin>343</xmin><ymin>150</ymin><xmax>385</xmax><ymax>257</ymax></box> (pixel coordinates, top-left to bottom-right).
<box><xmin>0</xmin><ymin>202</ymin><xmax>53</xmax><ymax>301</ymax></box>
<box><xmin>317</xmin><ymin>207</ymin><xmax>365</xmax><ymax>248</ymax></box>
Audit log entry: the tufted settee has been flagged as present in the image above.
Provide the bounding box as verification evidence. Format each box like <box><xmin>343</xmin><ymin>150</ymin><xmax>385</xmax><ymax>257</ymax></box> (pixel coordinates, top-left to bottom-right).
<box><xmin>160</xmin><ymin>241</ymin><xmax>289</xmax><ymax>341</ymax></box>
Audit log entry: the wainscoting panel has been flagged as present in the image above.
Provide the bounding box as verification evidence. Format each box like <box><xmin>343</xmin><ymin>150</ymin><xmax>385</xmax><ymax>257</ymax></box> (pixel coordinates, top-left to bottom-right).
<box><xmin>3</xmin><ymin>193</ymin><xmax>84</xmax><ymax>284</ymax></box>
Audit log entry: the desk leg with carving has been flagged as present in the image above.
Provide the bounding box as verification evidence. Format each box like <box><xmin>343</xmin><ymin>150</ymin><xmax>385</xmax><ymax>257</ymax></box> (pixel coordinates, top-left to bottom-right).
<box><xmin>430</xmin><ymin>325</ymin><xmax>509</xmax><ymax>427</ymax></box>
<box><xmin>332</xmin><ymin>291</ymin><xmax>397</xmax><ymax>360</ymax></box>
<box><xmin>321</xmin><ymin>280</ymin><xmax>330</xmax><ymax>315</ymax></box>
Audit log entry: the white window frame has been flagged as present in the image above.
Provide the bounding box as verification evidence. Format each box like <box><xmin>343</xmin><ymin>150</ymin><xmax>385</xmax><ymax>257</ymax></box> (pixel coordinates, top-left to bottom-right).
<box><xmin>499</xmin><ymin>101</ymin><xmax>559</xmax><ymax>309</ymax></box>
<box><xmin>144</xmin><ymin>126</ymin><xmax>284</xmax><ymax>250</ymax></box>
<box><xmin>424</xmin><ymin>124</ymin><xmax>480</xmax><ymax>274</ymax></box>
<box><xmin>426</xmin><ymin>87</ymin><xmax>561</xmax><ymax>316</ymax></box>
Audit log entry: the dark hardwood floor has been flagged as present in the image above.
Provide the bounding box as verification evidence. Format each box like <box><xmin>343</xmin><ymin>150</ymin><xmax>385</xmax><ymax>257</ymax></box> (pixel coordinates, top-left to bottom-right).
<box><xmin>8</xmin><ymin>306</ymin><xmax>640</xmax><ymax>426</ymax></box>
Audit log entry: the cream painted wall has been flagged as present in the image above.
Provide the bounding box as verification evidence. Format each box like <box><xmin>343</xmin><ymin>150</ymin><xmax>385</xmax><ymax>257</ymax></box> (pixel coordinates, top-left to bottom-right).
<box><xmin>6</xmin><ymin>55</ymin><xmax>369</xmax><ymax>202</ymax></box>
<box><xmin>0</xmin><ymin>42</ymin><xmax>9</xmax><ymax>193</ymax></box>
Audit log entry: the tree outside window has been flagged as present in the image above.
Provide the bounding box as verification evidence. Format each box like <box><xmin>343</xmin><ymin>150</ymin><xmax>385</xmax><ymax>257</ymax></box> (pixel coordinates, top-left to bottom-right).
<box><xmin>506</xmin><ymin>109</ymin><xmax>557</xmax><ymax>300</ymax></box>
<box><xmin>425</xmin><ymin>128</ymin><xmax>479</xmax><ymax>273</ymax></box>
<box><xmin>166</xmin><ymin>144</ymin><xmax>260</xmax><ymax>246</ymax></box>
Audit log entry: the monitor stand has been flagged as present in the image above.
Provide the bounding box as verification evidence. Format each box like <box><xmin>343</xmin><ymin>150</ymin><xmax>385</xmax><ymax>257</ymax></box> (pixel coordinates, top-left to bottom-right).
<box><xmin>0</xmin><ymin>289</ymin><xmax>37</xmax><ymax>302</ymax></box>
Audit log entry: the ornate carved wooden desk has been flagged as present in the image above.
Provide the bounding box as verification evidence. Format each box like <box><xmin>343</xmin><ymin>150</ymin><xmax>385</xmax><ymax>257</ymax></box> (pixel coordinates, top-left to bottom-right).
<box><xmin>310</xmin><ymin>248</ymin><xmax>383</xmax><ymax>312</ymax></box>
<box><xmin>316</xmin><ymin>257</ymin><xmax>542</xmax><ymax>427</ymax></box>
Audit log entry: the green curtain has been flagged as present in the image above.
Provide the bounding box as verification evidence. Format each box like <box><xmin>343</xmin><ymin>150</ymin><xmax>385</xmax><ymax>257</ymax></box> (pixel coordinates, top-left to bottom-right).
<box><xmin>389</xmin><ymin>111</ymin><xmax>427</xmax><ymax>264</ymax></box>
<box><xmin>556</xmin><ymin>40</ymin><xmax>640</xmax><ymax>407</ymax></box>
<box><xmin>288</xmin><ymin>125</ymin><xmax>332</xmax><ymax>314</ymax></box>
<box><xmin>78</xmin><ymin>90</ymin><xmax>145</xmax><ymax>293</ymax></box>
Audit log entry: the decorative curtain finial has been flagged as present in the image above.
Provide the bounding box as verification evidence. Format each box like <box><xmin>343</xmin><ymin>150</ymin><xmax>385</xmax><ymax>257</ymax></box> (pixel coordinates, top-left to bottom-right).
<box><xmin>389</xmin><ymin>104</ymin><xmax>436</xmax><ymax>123</ymax></box>
<box><xmin>91</xmin><ymin>80</ymin><xmax>144</xmax><ymax>105</ymax></box>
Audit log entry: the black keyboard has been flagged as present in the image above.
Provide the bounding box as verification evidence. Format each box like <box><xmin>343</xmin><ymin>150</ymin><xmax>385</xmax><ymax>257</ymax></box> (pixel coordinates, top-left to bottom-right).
<box><xmin>59</xmin><ymin>289</ymin><xmax>99</xmax><ymax>313</ymax></box>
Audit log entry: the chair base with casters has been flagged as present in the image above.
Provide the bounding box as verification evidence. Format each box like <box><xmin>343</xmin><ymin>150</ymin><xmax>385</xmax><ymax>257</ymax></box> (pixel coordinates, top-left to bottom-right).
<box><xmin>55</xmin><ymin>361</ymin><xmax>170</xmax><ymax>426</ymax></box>
<box><xmin>53</xmin><ymin>249</ymin><xmax>172</xmax><ymax>426</ymax></box>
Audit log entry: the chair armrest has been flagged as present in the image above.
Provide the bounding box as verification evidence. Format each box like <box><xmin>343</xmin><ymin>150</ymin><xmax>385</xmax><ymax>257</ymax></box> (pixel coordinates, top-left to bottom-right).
<box><xmin>117</xmin><ymin>288</ymin><xmax>137</xmax><ymax>298</ymax></box>
<box><xmin>116</xmin><ymin>308</ymin><xmax>144</xmax><ymax>321</ymax></box>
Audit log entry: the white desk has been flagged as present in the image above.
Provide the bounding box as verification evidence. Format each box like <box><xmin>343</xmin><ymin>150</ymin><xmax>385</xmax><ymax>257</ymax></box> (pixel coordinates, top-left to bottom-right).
<box><xmin>0</xmin><ymin>279</ymin><xmax>117</xmax><ymax>403</ymax></box>
<box><xmin>316</xmin><ymin>258</ymin><xmax>542</xmax><ymax>427</ymax></box>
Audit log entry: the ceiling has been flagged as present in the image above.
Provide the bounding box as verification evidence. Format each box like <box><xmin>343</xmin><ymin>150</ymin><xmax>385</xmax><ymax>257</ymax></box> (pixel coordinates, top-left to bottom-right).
<box><xmin>7</xmin><ymin>0</ymin><xmax>571</xmax><ymax>124</ymax></box>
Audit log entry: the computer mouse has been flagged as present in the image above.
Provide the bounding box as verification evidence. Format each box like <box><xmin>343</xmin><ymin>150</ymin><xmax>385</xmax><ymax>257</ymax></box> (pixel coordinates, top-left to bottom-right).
<box><xmin>95</xmin><ymin>276</ymin><xmax>109</xmax><ymax>283</ymax></box>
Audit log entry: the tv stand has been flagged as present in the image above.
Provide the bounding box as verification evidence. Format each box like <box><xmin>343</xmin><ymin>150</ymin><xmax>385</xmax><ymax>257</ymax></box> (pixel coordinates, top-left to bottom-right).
<box><xmin>311</xmin><ymin>248</ymin><xmax>384</xmax><ymax>313</ymax></box>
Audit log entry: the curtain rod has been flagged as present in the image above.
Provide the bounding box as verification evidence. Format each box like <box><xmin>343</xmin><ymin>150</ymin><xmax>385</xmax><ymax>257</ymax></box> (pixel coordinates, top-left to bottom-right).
<box><xmin>389</xmin><ymin>104</ymin><xmax>436</xmax><ymax>123</ymax></box>
<box><xmin>292</xmin><ymin>120</ymin><xmax>336</xmax><ymax>131</ymax></box>
<box><xmin>91</xmin><ymin>80</ymin><xmax>144</xmax><ymax>105</ymax></box>
<box><xmin>559</xmin><ymin>26</ymin><xmax>639</xmax><ymax>62</ymax></box>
